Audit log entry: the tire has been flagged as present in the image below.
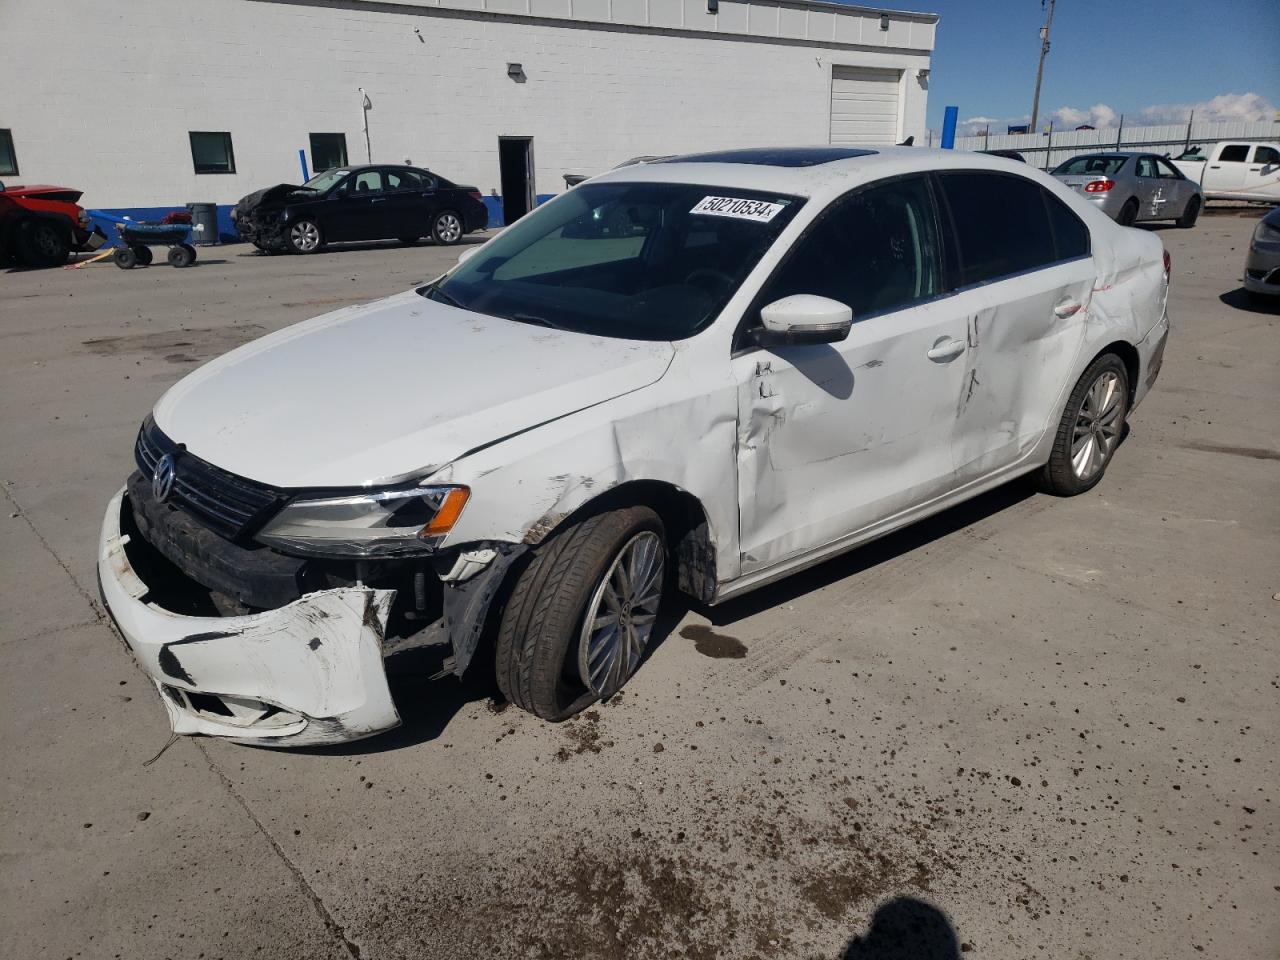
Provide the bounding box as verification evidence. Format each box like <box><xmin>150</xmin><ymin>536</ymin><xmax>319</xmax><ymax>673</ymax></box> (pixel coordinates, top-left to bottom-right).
<box><xmin>1176</xmin><ymin>196</ymin><xmax>1201</xmax><ymax>228</ymax></box>
<box><xmin>1117</xmin><ymin>199</ymin><xmax>1139</xmax><ymax>227</ymax></box>
<box><xmin>113</xmin><ymin>247</ymin><xmax>138</xmax><ymax>270</ymax></box>
<box><xmin>167</xmin><ymin>244</ymin><xmax>195</xmax><ymax>268</ymax></box>
<box><xmin>1036</xmin><ymin>353</ymin><xmax>1130</xmax><ymax>496</ymax></box>
<box><xmin>133</xmin><ymin>245</ymin><xmax>153</xmax><ymax>266</ymax></box>
<box><xmin>17</xmin><ymin>218</ymin><xmax>70</xmax><ymax>268</ymax></box>
<box><xmin>398</xmin><ymin>235</ymin><xmax>418</xmax><ymax>246</ymax></box>
<box><xmin>431</xmin><ymin>210</ymin><xmax>464</xmax><ymax>245</ymax></box>
<box><xmin>287</xmin><ymin>219</ymin><xmax>323</xmax><ymax>254</ymax></box>
<box><xmin>496</xmin><ymin>506</ymin><xmax>666</xmax><ymax>721</ymax></box>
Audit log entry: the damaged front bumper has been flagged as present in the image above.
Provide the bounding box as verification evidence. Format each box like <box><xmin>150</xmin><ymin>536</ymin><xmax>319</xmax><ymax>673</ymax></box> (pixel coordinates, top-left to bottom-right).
<box><xmin>98</xmin><ymin>487</ymin><xmax>404</xmax><ymax>747</ymax></box>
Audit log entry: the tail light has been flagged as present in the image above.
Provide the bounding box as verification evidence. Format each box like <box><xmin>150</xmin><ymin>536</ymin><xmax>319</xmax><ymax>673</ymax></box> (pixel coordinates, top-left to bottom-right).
<box><xmin>1163</xmin><ymin>249</ymin><xmax>1171</xmax><ymax>280</ymax></box>
<box><xmin>1084</xmin><ymin>179</ymin><xmax>1115</xmax><ymax>193</ymax></box>
<box><xmin>468</xmin><ymin>190</ymin><xmax>483</xmax><ymax>202</ymax></box>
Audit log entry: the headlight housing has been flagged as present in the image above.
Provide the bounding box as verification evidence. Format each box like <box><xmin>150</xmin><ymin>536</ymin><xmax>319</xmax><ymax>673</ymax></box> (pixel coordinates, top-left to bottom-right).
<box><xmin>1254</xmin><ymin>219</ymin><xmax>1280</xmax><ymax>245</ymax></box>
<box><xmin>255</xmin><ymin>485</ymin><xmax>469</xmax><ymax>558</ymax></box>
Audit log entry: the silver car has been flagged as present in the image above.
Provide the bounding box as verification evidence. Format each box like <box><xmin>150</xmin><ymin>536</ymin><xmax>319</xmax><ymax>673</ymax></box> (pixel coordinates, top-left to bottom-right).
<box><xmin>1243</xmin><ymin>205</ymin><xmax>1280</xmax><ymax>302</ymax></box>
<box><xmin>1052</xmin><ymin>152</ymin><xmax>1203</xmax><ymax>227</ymax></box>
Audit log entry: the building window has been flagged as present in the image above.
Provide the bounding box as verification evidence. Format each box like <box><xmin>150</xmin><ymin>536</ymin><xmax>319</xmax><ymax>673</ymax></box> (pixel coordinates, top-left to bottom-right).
<box><xmin>309</xmin><ymin>133</ymin><xmax>348</xmax><ymax>173</ymax></box>
<box><xmin>189</xmin><ymin>131</ymin><xmax>236</xmax><ymax>174</ymax></box>
<box><xmin>0</xmin><ymin>129</ymin><xmax>17</xmax><ymax>176</ymax></box>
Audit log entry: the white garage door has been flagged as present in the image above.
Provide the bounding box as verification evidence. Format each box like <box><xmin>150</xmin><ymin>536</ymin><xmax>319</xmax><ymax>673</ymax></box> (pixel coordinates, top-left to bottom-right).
<box><xmin>829</xmin><ymin>66</ymin><xmax>902</xmax><ymax>145</ymax></box>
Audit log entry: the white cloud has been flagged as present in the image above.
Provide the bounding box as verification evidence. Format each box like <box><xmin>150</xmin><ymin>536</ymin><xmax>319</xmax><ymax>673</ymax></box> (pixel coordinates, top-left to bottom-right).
<box><xmin>958</xmin><ymin>115</ymin><xmax>1001</xmax><ymax>136</ymax></box>
<box><xmin>1051</xmin><ymin>103</ymin><xmax>1119</xmax><ymax>129</ymax></box>
<box><xmin>1138</xmin><ymin>91</ymin><xmax>1276</xmax><ymax>124</ymax></box>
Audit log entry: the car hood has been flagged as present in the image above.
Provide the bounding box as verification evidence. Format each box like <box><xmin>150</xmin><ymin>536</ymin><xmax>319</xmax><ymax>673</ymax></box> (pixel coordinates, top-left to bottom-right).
<box><xmin>0</xmin><ymin>184</ymin><xmax>84</xmax><ymax>203</ymax></box>
<box><xmin>153</xmin><ymin>291</ymin><xmax>674</xmax><ymax>488</ymax></box>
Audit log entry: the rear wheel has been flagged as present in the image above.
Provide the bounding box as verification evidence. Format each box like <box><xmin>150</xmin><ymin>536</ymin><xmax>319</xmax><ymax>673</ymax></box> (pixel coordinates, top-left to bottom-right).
<box><xmin>167</xmin><ymin>244</ymin><xmax>196</xmax><ymax>267</ymax></box>
<box><xmin>496</xmin><ymin>506</ymin><xmax>666</xmax><ymax>720</ymax></box>
<box><xmin>17</xmin><ymin>219</ymin><xmax>70</xmax><ymax>267</ymax></box>
<box><xmin>1176</xmin><ymin>195</ymin><xmax>1201</xmax><ymax>228</ymax></box>
<box><xmin>431</xmin><ymin>210</ymin><xmax>463</xmax><ymax>245</ymax></box>
<box><xmin>1117</xmin><ymin>198</ymin><xmax>1140</xmax><ymax>226</ymax></box>
<box><xmin>1036</xmin><ymin>353</ymin><xmax>1130</xmax><ymax>496</ymax></box>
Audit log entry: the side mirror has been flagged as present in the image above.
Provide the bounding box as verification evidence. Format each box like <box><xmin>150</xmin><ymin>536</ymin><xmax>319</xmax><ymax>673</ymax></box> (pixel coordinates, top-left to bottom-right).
<box><xmin>757</xmin><ymin>295</ymin><xmax>853</xmax><ymax>345</ymax></box>
<box><xmin>456</xmin><ymin>245</ymin><xmax>482</xmax><ymax>266</ymax></box>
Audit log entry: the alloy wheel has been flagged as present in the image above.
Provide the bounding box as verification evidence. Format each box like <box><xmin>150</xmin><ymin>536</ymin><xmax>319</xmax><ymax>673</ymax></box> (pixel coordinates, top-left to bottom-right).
<box><xmin>577</xmin><ymin>531</ymin><xmax>664</xmax><ymax>696</ymax></box>
<box><xmin>290</xmin><ymin>221</ymin><xmax>320</xmax><ymax>252</ymax></box>
<box><xmin>435</xmin><ymin>213</ymin><xmax>462</xmax><ymax>243</ymax></box>
<box><xmin>1071</xmin><ymin>371</ymin><xmax>1125</xmax><ymax>480</ymax></box>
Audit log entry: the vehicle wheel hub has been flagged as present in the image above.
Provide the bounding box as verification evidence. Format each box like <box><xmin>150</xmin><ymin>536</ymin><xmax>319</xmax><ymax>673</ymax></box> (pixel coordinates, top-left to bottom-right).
<box><xmin>577</xmin><ymin>531</ymin><xmax>663</xmax><ymax>697</ymax></box>
<box><xmin>1071</xmin><ymin>370</ymin><xmax>1125</xmax><ymax>480</ymax></box>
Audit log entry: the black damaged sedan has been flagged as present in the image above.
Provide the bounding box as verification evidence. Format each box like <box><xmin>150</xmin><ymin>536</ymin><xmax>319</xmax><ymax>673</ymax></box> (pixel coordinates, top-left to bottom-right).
<box><xmin>232</xmin><ymin>164</ymin><xmax>488</xmax><ymax>253</ymax></box>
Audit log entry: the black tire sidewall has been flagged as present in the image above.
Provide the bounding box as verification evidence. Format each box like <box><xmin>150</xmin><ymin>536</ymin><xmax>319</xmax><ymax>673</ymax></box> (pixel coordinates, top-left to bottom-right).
<box><xmin>1119</xmin><ymin>200</ymin><xmax>1139</xmax><ymax>226</ymax></box>
<box><xmin>496</xmin><ymin>505</ymin><xmax>666</xmax><ymax>720</ymax></box>
<box><xmin>113</xmin><ymin>247</ymin><xmax>137</xmax><ymax>269</ymax></box>
<box><xmin>1178</xmin><ymin>197</ymin><xmax>1200</xmax><ymax>228</ymax></box>
<box><xmin>18</xmin><ymin>219</ymin><xmax>70</xmax><ymax>268</ymax></box>
<box><xmin>1039</xmin><ymin>354</ymin><xmax>1130</xmax><ymax>496</ymax></box>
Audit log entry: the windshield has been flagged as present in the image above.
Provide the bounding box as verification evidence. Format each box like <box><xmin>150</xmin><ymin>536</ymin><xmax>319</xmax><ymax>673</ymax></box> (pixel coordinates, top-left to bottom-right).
<box><xmin>1053</xmin><ymin>155</ymin><xmax>1128</xmax><ymax>176</ymax></box>
<box><xmin>301</xmin><ymin>169</ymin><xmax>350</xmax><ymax>193</ymax></box>
<box><xmin>420</xmin><ymin>182</ymin><xmax>804</xmax><ymax>340</ymax></box>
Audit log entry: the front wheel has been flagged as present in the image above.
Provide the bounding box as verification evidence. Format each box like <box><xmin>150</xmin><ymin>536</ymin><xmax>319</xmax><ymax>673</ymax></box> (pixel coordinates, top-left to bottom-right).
<box><xmin>1117</xmin><ymin>199</ymin><xmax>1140</xmax><ymax>227</ymax></box>
<box><xmin>288</xmin><ymin>219</ymin><xmax>323</xmax><ymax>254</ymax></box>
<box><xmin>431</xmin><ymin>210</ymin><xmax>463</xmax><ymax>245</ymax></box>
<box><xmin>496</xmin><ymin>506</ymin><xmax>666</xmax><ymax>720</ymax></box>
<box><xmin>1036</xmin><ymin>354</ymin><xmax>1130</xmax><ymax>496</ymax></box>
<box><xmin>17</xmin><ymin>219</ymin><xmax>70</xmax><ymax>268</ymax></box>
<box><xmin>1176</xmin><ymin>196</ymin><xmax>1201</xmax><ymax>228</ymax></box>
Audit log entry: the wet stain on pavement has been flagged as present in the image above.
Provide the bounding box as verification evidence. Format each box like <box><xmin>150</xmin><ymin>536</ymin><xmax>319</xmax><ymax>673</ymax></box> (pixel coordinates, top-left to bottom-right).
<box><xmin>681</xmin><ymin>624</ymin><xmax>748</xmax><ymax>659</ymax></box>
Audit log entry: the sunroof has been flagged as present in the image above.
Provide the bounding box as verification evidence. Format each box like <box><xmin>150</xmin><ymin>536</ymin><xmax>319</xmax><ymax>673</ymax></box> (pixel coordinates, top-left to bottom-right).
<box><xmin>660</xmin><ymin>147</ymin><xmax>878</xmax><ymax>168</ymax></box>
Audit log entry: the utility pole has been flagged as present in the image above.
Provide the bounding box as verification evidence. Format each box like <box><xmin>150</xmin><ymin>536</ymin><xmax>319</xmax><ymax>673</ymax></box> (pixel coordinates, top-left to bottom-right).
<box><xmin>1029</xmin><ymin>0</ymin><xmax>1056</xmax><ymax>134</ymax></box>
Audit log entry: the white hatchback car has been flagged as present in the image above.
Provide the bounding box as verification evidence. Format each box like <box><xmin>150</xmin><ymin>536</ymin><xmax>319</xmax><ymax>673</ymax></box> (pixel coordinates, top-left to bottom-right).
<box><xmin>98</xmin><ymin>147</ymin><xmax>1171</xmax><ymax>746</ymax></box>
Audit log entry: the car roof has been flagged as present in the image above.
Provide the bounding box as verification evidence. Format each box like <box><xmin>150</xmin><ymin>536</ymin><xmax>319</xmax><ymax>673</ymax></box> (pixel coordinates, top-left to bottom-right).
<box><xmin>599</xmin><ymin>145</ymin><xmax>1045</xmax><ymax>200</ymax></box>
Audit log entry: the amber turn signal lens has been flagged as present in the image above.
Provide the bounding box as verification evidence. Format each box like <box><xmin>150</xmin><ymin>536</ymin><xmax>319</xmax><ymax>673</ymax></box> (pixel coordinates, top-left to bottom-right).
<box><xmin>420</xmin><ymin>487</ymin><xmax>470</xmax><ymax>538</ymax></box>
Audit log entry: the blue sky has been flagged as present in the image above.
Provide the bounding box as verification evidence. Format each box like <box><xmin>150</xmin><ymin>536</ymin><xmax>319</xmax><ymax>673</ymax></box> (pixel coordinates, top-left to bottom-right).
<box><xmin>865</xmin><ymin>0</ymin><xmax>1280</xmax><ymax>132</ymax></box>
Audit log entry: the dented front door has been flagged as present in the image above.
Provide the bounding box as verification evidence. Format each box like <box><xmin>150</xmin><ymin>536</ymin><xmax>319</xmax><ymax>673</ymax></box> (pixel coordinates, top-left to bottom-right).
<box><xmin>733</xmin><ymin>298</ymin><xmax>971</xmax><ymax>572</ymax></box>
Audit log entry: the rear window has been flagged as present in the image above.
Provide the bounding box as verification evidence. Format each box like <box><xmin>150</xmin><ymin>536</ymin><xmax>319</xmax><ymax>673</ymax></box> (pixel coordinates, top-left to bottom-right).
<box><xmin>938</xmin><ymin>172</ymin><xmax>1059</xmax><ymax>286</ymax></box>
<box><xmin>1053</xmin><ymin>155</ymin><xmax>1127</xmax><ymax>176</ymax></box>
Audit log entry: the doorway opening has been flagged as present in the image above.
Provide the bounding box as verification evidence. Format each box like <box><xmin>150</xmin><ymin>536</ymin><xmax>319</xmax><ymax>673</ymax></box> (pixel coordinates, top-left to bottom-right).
<box><xmin>498</xmin><ymin>136</ymin><xmax>535</xmax><ymax>225</ymax></box>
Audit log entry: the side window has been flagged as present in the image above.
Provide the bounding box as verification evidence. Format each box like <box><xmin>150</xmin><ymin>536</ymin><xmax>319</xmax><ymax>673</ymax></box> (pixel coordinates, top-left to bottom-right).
<box><xmin>1154</xmin><ymin>157</ymin><xmax>1183</xmax><ymax>179</ymax></box>
<box><xmin>1253</xmin><ymin>146</ymin><xmax>1280</xmax><ymax>165</ymax></box>
<box><xmin>386</xmin><ymin>169</ymin><xmax>424</xmax><ymax>190</ymax></box>
<box><xmin>938</xmin><ymin>172</ymin><xmax>1056</xmax><ymax>286</ymax></box>
<box><xmin>756</xmin><ymin>176</ymin><xmax>941</xmax><ymax>320</ymax></box>
<box><xmin>1135</xmin><ymin>157</ymin><xmax>1159</xmax><ymax>179</ymax></box>
<box><xmin>0</xmin><ymin>128</ymin><xmax>17</xmax><ymax>176</ymax></box>
<box><xmin>1219</xmin><ymin>144</ymin><xmax>1250</xmax><ymax>163</ymax></box>
<box><xmin>1041</xmin><ymin>189</ymin><xmax>1090</xmax><ymax>261</ymax></box>
<box><xmin>351</xmin><ymin>170</ymin><xmax>383</xmax><ymax>194</ymax></box>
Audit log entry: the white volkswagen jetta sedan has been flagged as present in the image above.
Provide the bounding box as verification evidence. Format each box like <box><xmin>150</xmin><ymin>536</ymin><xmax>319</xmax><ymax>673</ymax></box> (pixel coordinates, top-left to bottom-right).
<box><xmin>98</xmin><ymin>147</ymin><xmax>1171</xmax><ymax>746</ymax></box>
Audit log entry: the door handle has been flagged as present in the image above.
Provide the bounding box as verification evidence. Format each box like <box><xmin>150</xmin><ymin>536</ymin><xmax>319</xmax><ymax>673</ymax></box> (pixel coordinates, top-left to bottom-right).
<box><xmin>1053</xmin><ymin>298</ymin><xmax>1083</xmax><ymax>319</ymax></box>
<box><xmin>926</xmin><ymin>337</ymin><xmax>966</xmax><ymax>362</ymax></box>
<box><xmin>1209</xmin><ymin>164</ymin><xmax>1221</xmax><ymax>169</ymax></box>
<box><xmin>371</xmin><ymin>197</ymin><xmax>386</xmax><ymax>203</ymax></box>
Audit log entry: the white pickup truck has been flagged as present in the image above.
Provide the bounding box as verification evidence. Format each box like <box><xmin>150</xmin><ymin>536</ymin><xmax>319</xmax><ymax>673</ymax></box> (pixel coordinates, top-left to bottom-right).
<box><xmin>1171</xmin><ymin>142</ymin><xmax>1280</xmax><ymax>203</ymax></box>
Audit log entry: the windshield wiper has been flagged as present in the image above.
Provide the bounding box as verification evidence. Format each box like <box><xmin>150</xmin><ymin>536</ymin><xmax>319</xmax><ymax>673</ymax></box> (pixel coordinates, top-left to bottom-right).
<box><xmin>424</xmin><ymin>282</ymin><xmax>465</xmax><ymax>309</ymax></box>
<box><xmin>509</xmin><ymin>312</ymin><xmax>566</xmax><ymax>331</ymax></box>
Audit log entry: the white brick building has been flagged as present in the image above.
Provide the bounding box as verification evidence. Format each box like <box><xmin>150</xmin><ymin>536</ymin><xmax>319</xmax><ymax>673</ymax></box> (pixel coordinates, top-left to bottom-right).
<box><xmin>0</xmin><ymin>0</ymin><xmax>935</xmax><ymax>223</ymax></box>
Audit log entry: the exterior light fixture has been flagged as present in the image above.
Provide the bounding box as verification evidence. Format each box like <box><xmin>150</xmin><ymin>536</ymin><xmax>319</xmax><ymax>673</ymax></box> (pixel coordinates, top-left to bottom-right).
<box><xmin>880</xmin><ymin>14</ymin><xmax>889</xmax><ymax>30</ymax></box>
<box><xmin>507</xmin><ymin>62</ymin><xmax>526</xmax><ymax>83</ymax></box>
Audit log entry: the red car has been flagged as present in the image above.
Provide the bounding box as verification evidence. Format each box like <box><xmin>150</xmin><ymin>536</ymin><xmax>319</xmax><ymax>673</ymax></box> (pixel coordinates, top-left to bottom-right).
<box><xmin>0</xmin><ymin>182</ymin><xmax>104</xmax><ymax>267</ymax></box>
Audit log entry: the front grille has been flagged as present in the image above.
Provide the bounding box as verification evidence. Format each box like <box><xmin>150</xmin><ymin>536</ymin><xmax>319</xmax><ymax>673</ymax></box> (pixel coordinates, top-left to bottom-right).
<box><xmin>134</xmin><ymin>417</ymin><xmax>284</xmax><ymax>539</ymax></box>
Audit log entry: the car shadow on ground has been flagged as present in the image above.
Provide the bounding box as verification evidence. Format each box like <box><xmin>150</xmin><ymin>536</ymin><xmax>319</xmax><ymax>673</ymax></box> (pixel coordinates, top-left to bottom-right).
<box><xmin>1220</xmin><ymin>286</ymin><xmax>1279</xmax><ymax>314</ymax></box>
<box><xmin>235</xmin><ymin>234</ymin><xmax>489</xmax><ymax>258</ymax></box>
<box><xmin>839</xmin><ymin>897</ymin><xmax>962</xmax><ymax>960</ymax></box>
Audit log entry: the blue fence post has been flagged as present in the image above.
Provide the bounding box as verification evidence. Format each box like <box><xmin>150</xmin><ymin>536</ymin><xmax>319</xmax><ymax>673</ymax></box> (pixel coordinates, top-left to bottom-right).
<box><xmin>298</xmin><ymin>149</ymin><xmax>310</xmax><ymax>182</ymax></box>
<box><xmin>941</xmin><ymin>106</ymin><xmax>959</xmax><ymax>149</ymax></box>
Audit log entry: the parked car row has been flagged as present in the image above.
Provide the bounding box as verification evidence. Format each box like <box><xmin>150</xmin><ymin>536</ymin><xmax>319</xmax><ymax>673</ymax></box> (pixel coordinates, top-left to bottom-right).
<box><xmin>231</xmin><ymin>164</ymin><xmax>488</xmax><ymax>254</ymax></box>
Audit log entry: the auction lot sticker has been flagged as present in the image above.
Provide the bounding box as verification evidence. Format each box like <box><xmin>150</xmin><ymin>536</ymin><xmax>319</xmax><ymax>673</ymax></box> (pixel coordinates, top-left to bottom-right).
<box><xmin>690</xmin><ymin>196</ymin><xmax>785</xmax><ymax>222</ymax></box>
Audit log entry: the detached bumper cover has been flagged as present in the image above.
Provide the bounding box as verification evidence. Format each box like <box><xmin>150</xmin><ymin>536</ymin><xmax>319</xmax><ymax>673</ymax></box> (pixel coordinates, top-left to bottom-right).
<box><xmin>98</xmin><ymin>488</ymin><xmax>401</xmax><ymax>746</ymax></box>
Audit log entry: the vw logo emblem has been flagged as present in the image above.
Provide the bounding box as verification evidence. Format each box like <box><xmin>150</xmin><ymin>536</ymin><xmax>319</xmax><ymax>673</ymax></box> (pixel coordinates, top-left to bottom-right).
<box><xmin>152</xmin><ymin>453</ymin><xmax>177</xmax><ymax>503</ymax></box>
